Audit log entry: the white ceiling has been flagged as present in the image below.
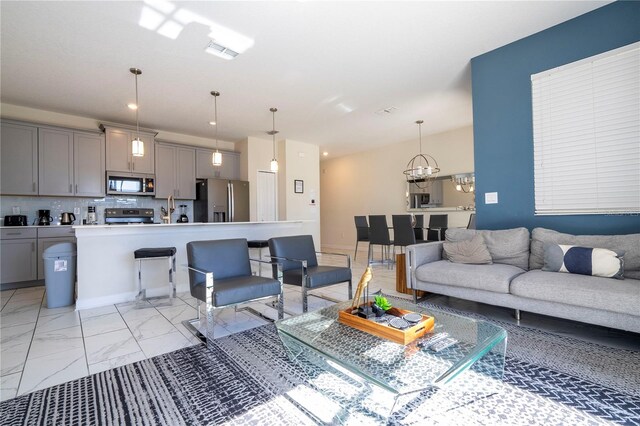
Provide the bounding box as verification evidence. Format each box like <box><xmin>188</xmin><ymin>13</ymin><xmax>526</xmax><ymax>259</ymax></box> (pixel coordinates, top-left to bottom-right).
<box><xmin>0</xmin><ymin>1</ymin><xmax>609</xmax><ymax>158</ymax></box>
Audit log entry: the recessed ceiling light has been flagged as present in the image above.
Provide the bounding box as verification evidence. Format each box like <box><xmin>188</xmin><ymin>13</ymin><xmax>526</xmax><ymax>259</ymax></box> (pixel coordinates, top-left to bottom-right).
<box><xmin>127</xmin><ymin>103</ymin><xmax>138</xmax><ymax>110</ymax></box>
<box><xmin>205</xmin><ymin>40</ymin><xmax>240</xmax><ymax>60</ymax></box>
<box><xmin>323</xmin><ymin>152</ymin><xmax>329</xmax><ymax>156</ymax></box>
<box><xmin>209</xmin><ymin>121</ymin><xmax>216</xmax><ymax>126</ymax></box>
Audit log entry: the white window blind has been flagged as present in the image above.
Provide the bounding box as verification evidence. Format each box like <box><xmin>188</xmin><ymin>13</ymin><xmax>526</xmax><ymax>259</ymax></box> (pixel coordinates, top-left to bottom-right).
<box><xmin>531</xmin><ymin>42</ymin><xmax>640</xmax><ymax>215</ymax></box>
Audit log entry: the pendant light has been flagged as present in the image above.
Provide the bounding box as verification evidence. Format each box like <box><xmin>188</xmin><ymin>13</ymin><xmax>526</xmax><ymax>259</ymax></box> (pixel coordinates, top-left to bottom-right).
<box><xmin>130</xmin><ymin>68</ymin><xmax>144</xmax><ymax>157</ymax></box>
<box><xmin>211</xmin><ymin>91</ymin><xmax>222</xmax><ymax>166</ymax></box>
<box><xmin>268</xmin><ymin>107</ymin><xmax>279</xmax><ymax>172</ymax></box>
<box><xmin>403</xmin><ymin>120</ymin><xmax>440</xmax><ymax>189</ymax></box>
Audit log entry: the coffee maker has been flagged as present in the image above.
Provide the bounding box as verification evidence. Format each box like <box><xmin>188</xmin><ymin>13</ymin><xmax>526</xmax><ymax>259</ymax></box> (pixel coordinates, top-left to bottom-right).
<box><xmin>36</xmin><ymin>209</ymin><xmax>53</xmax><ymax>226</ymax></box>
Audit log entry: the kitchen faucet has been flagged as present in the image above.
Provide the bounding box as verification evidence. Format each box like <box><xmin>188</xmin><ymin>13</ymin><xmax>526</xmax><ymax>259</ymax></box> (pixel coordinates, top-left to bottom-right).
<box><xmin>160</xmin><ymin>195</ymin><xmax>175</xmax><ymax>224</ymax></box>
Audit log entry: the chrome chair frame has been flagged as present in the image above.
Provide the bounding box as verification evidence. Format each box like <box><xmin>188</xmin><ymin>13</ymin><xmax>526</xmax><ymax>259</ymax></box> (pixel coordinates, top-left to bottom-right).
<box><xmin>183</xmin><ymin>259</ymin><xmax>283</xmax><ymax>349</ymax></box>
<box><xmin>270</xmin><ymin>251</ymin><xmax>352</xmax><ymax>313</ymax></box>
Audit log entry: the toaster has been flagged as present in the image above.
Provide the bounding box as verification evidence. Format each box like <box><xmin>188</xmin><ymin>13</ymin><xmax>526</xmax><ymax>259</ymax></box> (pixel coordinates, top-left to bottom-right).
<box><xmin>4</xmin><ymin>215</ymin><xmax>28</xmax><ymax>226</ymax></box>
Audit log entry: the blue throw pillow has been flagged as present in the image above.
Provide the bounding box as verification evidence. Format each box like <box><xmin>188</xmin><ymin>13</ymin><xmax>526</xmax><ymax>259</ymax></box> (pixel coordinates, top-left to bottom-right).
<box><xmin>543</xmin><ymin>243</ymin><xmax>624</xmax><ymax>279</ymax></box>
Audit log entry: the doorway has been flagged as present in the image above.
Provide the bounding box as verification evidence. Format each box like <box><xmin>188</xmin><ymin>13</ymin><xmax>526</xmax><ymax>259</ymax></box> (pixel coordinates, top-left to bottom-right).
<box><xmin>256</xmin><ymin>171</ymin><xmax>277</xmax><ymax>221</ymax></box>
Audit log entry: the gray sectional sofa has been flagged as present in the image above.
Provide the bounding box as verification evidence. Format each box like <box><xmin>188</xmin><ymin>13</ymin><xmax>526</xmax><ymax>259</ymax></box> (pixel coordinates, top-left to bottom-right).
<box><xmin>406</xmin><ymin>227</ymin><xmax>640</xmax><ymax>334</ymax></box>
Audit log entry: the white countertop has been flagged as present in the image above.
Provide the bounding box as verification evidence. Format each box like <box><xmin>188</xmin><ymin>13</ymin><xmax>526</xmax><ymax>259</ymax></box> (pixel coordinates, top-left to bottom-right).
<box><xmin>72</xmin><ymin>220</ymin><xmax>304</xmax><ymax>230</ymax></box>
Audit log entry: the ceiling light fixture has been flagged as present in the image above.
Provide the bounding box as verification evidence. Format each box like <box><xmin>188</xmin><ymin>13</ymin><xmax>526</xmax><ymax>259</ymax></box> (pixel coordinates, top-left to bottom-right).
<box><xmin>268</xmin><ymin>107</ymin><xmax>279</xmax><ymax>172</ymax></box>
<box><xmin>452</xmin><ymin>175</ymin><xmax>475</xmax><ymax>193</ymax></box>
<box><xmin>323</xmin><ymin>152</ymin><xmax>329</xmax><ymax>157</ymax></box>
<box><xmin>211</xmin><ymin>91</ymin><xmax>222</xmax><ymax>166</ymax></box>
<box><xmin>130</xmin><ymin>68</ymin><xmax>144</xmax><ymax>157</ymax></box>
<box><xmin>127</xmin><ymin>103</ymin><xmax>138</xmax><ymax>110</ymax></box>
<box><xmin>403</xmin><ymin>120</ymin><xmax>440</xmax><ymax>189</ymax></box>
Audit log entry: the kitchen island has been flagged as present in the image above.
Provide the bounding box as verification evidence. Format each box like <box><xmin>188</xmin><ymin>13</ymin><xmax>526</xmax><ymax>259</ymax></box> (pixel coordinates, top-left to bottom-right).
<box><xmin>73</xmin><ymin>220</ymin><xmax>313</xmax><ymax>310</ymax></box>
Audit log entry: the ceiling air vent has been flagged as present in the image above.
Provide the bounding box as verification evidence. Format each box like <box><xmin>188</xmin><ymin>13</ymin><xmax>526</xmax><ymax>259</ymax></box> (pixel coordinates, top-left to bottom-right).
<box><xmin>375</xmin><ymin>106</ymin><xmax>398</xmax><ymax>115</ymax></box>
<box><xmin>205</xmin><ymin>41</ymin><xmax>240</xmax><ymax>60</ymax></box>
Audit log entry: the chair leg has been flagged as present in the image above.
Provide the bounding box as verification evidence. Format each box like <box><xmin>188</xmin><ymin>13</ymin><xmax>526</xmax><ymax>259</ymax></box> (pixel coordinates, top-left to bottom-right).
<box><xmin>347</xmin><ymin>280</ymin><xmax>353</xmax><ymax>300</ymax></box>
<box><xmin>354</xmin><ymin>240</ymin><xmax>359</xmax><ymax>261</ymax></box>
<box><xmin>368</xmin><ymin>244</ymin><xmax>373</xmax><ymax>265</ymax></box>
<box><xmin>277</xmin><ymin>292</ymin><xmax>284</xmax><ymax>320</ymax></box>
<box><xmin>515</xmin><ymin>309</ymin><xmax>521</xmax><ymax>321</ymax></box>
<box><xmin>302</xmin><ymin>285</ymin><xmax>309</xmax><ymax>313</ymax></box>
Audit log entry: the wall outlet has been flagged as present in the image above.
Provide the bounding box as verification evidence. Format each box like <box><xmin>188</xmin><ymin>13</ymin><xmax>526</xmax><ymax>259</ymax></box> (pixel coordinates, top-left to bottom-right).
<box><xmin>485</xmin><ymin>192</ymin><xmax>499</xmax><ymax>204</ymax></box>
<box><xmin>73</xmin><ymin>207</ymin><xmax>81</xmax><ymax>215</ymax></box>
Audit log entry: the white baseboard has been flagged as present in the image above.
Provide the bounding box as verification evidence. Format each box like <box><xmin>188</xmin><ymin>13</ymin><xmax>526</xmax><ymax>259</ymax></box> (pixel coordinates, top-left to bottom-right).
<box><xmin>75</xmin><ymin>292</ymin><xmax>137</xmax><ymax>311</ymax></box>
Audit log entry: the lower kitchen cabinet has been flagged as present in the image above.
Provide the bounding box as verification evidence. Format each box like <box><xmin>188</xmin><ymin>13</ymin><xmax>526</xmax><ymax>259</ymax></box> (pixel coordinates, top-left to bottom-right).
<box><xmin>1</xmin><ymin>238</ymin><xmax>38</xmax><ymax>284</ymax></box>
<box><xmin>1</xmin><ymin>227</ymin><xmax>75</xmax><ymax>285</ymax></box>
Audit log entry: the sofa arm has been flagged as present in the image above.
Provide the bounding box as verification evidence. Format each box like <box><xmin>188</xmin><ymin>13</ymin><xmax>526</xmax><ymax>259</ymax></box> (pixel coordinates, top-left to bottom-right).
<box><xmin>406</xmin><ymin>242</ymin><xmax>444</xmax><ymax>291</ymax></box>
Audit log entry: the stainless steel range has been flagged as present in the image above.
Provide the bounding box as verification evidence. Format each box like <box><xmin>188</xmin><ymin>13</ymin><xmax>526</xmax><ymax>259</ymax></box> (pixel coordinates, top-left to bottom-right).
<box><xmin>104</xmin><ymin>208</ymin><xmax>155</xmax><ymax>225</ymax></box>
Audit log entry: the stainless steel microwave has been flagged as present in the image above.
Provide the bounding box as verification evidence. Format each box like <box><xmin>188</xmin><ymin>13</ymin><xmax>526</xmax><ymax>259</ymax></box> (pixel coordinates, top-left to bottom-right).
<box><xmin>106</xmin><ymin>172</ymin><xmax>155</xmax><ymax>196</ymax></box>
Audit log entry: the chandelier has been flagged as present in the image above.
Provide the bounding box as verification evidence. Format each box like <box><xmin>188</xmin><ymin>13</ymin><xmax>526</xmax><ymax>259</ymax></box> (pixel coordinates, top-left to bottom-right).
<box><xmin>403</xmin><ymin>120</ymin><xmax>440</xmax><ymax>188</ymax></box>
<box><xmin>452</xmin><ymin>175</ymin><xmax>475</xmax><ymax>193</ymax></box>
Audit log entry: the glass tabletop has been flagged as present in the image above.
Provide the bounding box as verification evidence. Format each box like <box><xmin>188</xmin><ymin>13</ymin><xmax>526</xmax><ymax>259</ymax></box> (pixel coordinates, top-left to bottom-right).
<box><xmin>275</xmin><ymin>295</ymin><xmax>507</xmax><ymax>395</ymax></box>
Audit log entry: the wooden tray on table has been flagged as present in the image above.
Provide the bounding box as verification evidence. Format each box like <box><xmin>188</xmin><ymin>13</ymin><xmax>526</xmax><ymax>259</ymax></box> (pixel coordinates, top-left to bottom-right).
<box><xmin>338</xmin><ymin>303</ymin><xmax>434</xmax><ymax>345</ymax></box>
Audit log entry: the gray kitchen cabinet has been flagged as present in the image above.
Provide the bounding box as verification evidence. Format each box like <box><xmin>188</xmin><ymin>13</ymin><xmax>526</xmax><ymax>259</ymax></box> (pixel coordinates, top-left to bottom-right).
<box><xmin>429</xmin><ymin>180</ymin><xmax>444</xmax><ymax>205</ymax></box>
<box><xmin>36</xmin><ymin>227</ymin><xmax>75</xmax><ymax>280</ymax></box>
<box><xmin>1</xmin><ymin>228</ymin><xmax>38</xmax><ymax>284</ymax></box>
<box><xmin>39</xmin><ymin>127</ymin><xmax>106</xmax><ymax>197</ymax></box>
<box><xmin>155</xmin><ymin>143</ymin><xmax>196</xmax><ymax>199</ymax></box>
<box><xmin>176</xmin><ymin>147</ymin><xmax>196</xmax><ymax>199</ymax></box>
<box><xmin>74</xmin><ymin>132</ymin><xmax>106</xmax><ymax>197</ymax></box>
<box><xmin>105</xmin><ymin>126</ymin><xmax>155</xmax><ymax>174</ymax></box>
<box><xmin>0</xmin><ymin>121</ymin><xmax>39</xmax><ymax>195</ymax></box>
<box><xmin>38</xmin><ymin>127</ymin><xmax>74</xmax><ymax>196</ymax></box>
<box><xmin>196</xmin><ymin>149</ymin><xmax>240</xmax><ymax>180</ymax></box>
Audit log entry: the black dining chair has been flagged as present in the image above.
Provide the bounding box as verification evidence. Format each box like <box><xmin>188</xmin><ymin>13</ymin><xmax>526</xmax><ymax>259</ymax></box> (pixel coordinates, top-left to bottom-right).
<box><xmin>354</xmin><ymin>216</ymin><xmax>369</xmax><ymax>261</ymax></box>
<box><xmin>268</xmin><ymin>235</ymin><xmax>352</xmax><ymax>313</ymax></box>
<box><xmin>413</xmin><ymin>214</ymin><xmax>425</xmax><ymax>241</ymax></box>
<box><xmin>467</xmin><ymin>213</ymin><xmax>477</xmax><ymax>230</ymax></box>
<box><xmin>392</xmin><ymin>214</ymin><xmax>423</xmax><ymax>253</ymax></box>
<box><xmin>368</xmin><ymin>215</ymin><xmax>394</xmax><ymax>268</ymax></box>
<box><xmin>426</xmin><ymin>214</ymin><xmax>448</xmax><ymax>241</ymax></box>
<box><xmin>185</xmin><ymin>238</ymin><xmax>283</xmax><ymax>347</ymax></box>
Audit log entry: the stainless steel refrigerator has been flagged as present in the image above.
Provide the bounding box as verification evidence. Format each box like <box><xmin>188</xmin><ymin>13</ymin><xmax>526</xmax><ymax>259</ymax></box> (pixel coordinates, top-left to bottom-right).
<box><xmin>194</xmin><ymin>179</ymin><xmax>250</xmax><ymax>222</ymax></box>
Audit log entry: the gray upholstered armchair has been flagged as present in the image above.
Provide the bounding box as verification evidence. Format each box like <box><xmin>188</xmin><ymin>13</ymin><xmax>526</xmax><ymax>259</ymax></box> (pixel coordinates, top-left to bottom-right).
<box><xmin>185</xmin><ymin>238</ymin><xmax>283</xmax><ymax>347</ymax></box>
<box><xmin>268</xmin><ymin>235</ymin><xmax>352</xmax><ymax>313</ymax></box>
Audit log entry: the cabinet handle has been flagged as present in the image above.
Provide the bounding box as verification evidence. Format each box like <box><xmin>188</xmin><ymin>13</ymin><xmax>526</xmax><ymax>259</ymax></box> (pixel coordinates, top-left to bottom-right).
<box><xmin>128</xmin><ymin>161</ymin><xmax>131</xmax><ymax>170</ymax></box>
<box><xmin>6</xmin><ymin>232</ymin><xmax>20</xmax><ymax>235</ymax></box>
<box><xmin>69</xmin><ymin>184</ymin><xmax>73</xmax><ymax>193</ymax></box>
<box><xmin>177</xmin><ymin>189</ymin><xmax>180</xmax><ymax>197</ymax></box>
<box><xmin>133</xmin><ymin>162</ymin><xmax>135</xmax><ymax>171</ymax></box>
<box><xmin>33</xmin><ymin>182</ymin><xmax>36</xmax><ymax>192</ymax></box>
<box><xmin>75</xmin><ymin>184</ymin><xmax>78</xmax><ymax>193</ymax></box>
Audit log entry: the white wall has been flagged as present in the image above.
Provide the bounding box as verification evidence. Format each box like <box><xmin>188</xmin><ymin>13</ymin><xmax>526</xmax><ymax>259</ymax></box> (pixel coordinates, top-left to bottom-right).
<box><xmin>320</xmin><ymin>125</ymin><xmax>474</xmax><ymax>250</ymax></box>
<box><xmin>0</xmin><ymin>103</ymin><xmax>235</xmax><ymax>150</ymax></box>
<box><xmin>282</xmin><ymin>139</ymin><xmax>321</xmax><ymax>246</ymax></box>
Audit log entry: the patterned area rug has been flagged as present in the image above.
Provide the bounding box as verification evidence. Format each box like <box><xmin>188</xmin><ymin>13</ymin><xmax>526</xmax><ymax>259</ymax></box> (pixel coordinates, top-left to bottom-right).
<box><xmin>1</xmin><ymin>303</ymin><xmax>639</xmax><ymax>425</ymax></box>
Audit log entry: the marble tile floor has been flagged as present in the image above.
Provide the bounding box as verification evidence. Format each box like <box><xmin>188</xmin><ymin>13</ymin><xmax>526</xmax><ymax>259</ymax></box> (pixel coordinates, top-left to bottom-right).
<box><xmin>3</xmin><ymin>245</ymin><xmax>639</xmax><ymax>404</ymax></box>
<box><xmin>0</xmin><ymin>251</ymin><xmax>408</xmax><ymax>402</ymax></box>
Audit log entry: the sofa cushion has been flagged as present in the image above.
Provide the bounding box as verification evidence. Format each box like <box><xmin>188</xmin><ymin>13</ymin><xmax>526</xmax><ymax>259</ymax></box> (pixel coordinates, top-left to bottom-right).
<box><xmin>510</xmin><ymin>270</ymin><xmax>640</xmax><ymax>316</ymax></box>
<box><xmin>530</xmin><ymin>228</ymin><xmax>640</xmax><ymax>279</ymax></box>
<box><xmin>446</xmin><ymin>227</ymin><xmax>530</xmax><ymax>270</ymax></box>
<box><xmin>415</xmin><ymin>260</ymin><xmax>525</xmax><ymax>294</ymax></box>
<box><xmin>443</xmin><ymin>234</ymin><xmax>493</xmax><ymax>264</ymax></box>
<box><xmin>543</xmin><ymin>243</ymin><xmax>625</xmax><ymax>279</ymax></box>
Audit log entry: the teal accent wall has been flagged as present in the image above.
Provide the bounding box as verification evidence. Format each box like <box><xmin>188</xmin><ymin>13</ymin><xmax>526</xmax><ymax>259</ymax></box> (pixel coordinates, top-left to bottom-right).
<box><xmin>471</xmin><ymin>1</ymin><xmax>640</xmax><ymax>235</ymax></box>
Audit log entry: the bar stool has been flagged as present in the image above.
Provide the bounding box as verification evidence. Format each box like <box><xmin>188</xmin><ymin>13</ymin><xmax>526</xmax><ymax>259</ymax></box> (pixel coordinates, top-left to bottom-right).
<box><xmin>248</xmin><ymin>240</ymin><xmax>269</xmax><ymax>275</ymax></box>
<box><xmin>133</xmin><ymin>247</ymin><xmax>177</xmax><ymax>307</ymax></box>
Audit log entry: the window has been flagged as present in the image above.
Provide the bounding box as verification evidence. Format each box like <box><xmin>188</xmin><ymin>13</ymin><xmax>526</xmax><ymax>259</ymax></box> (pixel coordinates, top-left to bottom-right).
<box><xmin>531</xmin><ymin>42</ymin><xmax>640</xmax><ymax>215</ymax></box>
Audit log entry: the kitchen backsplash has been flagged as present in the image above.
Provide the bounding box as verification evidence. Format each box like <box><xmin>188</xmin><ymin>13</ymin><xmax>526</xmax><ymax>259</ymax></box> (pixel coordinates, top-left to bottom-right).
<box><xmin>0</xmin><ymin>196</ymin><xmax>193</xmax><ymax>225</ymax></box>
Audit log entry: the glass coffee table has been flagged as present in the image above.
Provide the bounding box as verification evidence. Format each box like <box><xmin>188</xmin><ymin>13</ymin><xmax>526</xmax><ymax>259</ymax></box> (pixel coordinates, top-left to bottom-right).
<box><xmin>275</xmin><ymin>295</ymin><xmax>507</xmax><ymax>422</ymax></box>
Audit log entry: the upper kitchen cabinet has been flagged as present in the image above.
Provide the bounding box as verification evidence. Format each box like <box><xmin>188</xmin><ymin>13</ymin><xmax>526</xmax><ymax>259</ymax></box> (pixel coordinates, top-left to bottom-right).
<box><xmin>102</xmin><ymin>124</ymin><xmax>156</xmax><ymax>174</ymax></box>
<box><xmin>0</xmin><ymin>121</ymin><xmax>39</xmax><ymax>195</ymax></box>
<box><xmin>38</xmin><ymin>127</ymin><xmax>74</xmax><ymax>196</ymax></box>
<box><xmin>155</xmin><ymin>143</ymin><xmax>196</xmax><ymax>199</ymax></box>
<box><xmin>74</xmin><ymin>132</ymin><xmax>105</xmax><ymax>197</ymax></box>
<box><xmin>38</xmin><ymin>126</ymin><xmax>106</xmax><ymax>197</ymax></box>
<box><xmin>196</xmin><ymin>148</ymin><xmax>240</xmax><ymax>180</ymax></box>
